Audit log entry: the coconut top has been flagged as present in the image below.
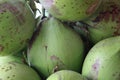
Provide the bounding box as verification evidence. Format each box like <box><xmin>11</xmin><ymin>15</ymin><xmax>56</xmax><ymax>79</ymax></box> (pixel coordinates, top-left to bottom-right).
<box><xmin>47</xmin><ymin>70</ymin><xmax>87</xmax><ymax>80</ymax></box>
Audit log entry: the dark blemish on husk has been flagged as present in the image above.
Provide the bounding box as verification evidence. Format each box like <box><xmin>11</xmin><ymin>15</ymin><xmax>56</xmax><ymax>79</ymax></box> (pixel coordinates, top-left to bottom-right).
<box><xmin>0</xmin><ymin>45</ymin><xmax>4</xmax><ymax>51</ymax></box>
<box><xmin>5</xmin><ymin>69</ymin><xmax>10</xmax><ymax>72</ymax></box>
<box><xmin>93</xmin><ymin>4</ymin><xmax>120</xmax><ymax>23</ymax></box>
<box><xmin>20</xmin><ymin>39</ymin><xmax>29</xmax><ymax>45</ymax></box>
<box><xmin>63</xmin><ymin>4</ymin><xmax>66</xmax><ymax>7</ymax></box>
<box><xmin>26</xmin><ymin>38</ymin><xmax>30</xmax><ymax>43</ymax></box>
<box><xmin>8</xmin><ymin>62</ymin><xmax>16</xmax><ymax>66</ymax></box>
<box><xmin>9</xmin><ymin>66</ymin><xmax>13</xmax><ymax>70</ymax></box>
<box><xmin>5</xmin><ymin>66</ymin><xmax>12</xmax><ymax>72</ymax></box>
<box><xmin>12</xmin><ymin>75</ymin><xmax>15</xmax><ymax>77</ymax></box>
<box><xmin>72</xmin><ymin>6</ymin><xmax>74</xmax><ymax>9</ymax></box>
<box><xmin>0</xmin><ymin>2</ymin><xmax>25</xmax><ymax>25</ymax></box>
<box><xmin>10</xmin><ymin>39</ymin><xmax>14</xmax><ymax>42</ymax></box>
<box><xmin>113</xmin><ymin>15</ymin><xmax>120</xmax><ymax>36</ymax></box>
<box><xmin>55</xmin><ymin>1</ymin><xmax>57</xmax><ymax>4</ymax></box>
<box><xmin>52</xmin><ymin>65</ymin><xmax>59</xmax><ymax>73</ymax></box>
<box><xmin>45</xmin><ymin>45</ymin><xmax>48</xmax><ymax>51</ymax></box>
<box><xmin>7</xmin><ymin>76</ymin><xmax>10</xmax><ymax>79</ymax></box>
<box><xmin>85</xmin><ymin>1</ymin><xmax>90</xmax><ymax>5</ymax></box>
<box><xmin>2</xmin><ymin>39</ymin><xmax>5</xmax><ymax>42</ymax></box>
<box><xmin>1</xmin><ymin>67</ymin><xmax>5</xmax><ymax>69</ymax></box>
<box><xmin>51</xmin><ymin>5</ymin><xmax>62</xmax><ymax>16</ymax></box>
<box><xmin>20</xmin><ymin>40</ymin><xmax>23</xmax><ymax>45</ymax></box>
<box><xmin>61</xmin><ymin>4</ymin><xmax>66</xmax><ymax>9</ymax></box>
<box><xmin>51</xmin><ymin>55</ymin><xmax>59</xmax><ymax>60</ymax></box>
<box><xmin>92</xmin><ymin>3</ymin><xmax>120</xmax><ymax>34</ymax></box>
<box><xmin>113</xmin><ymin>73</ymin><xmax>115</xmax><ymax>76</ymax></box>
<box><xmin>77</xmin><ymin>11</ymin><xmax>81</xmax><ymax>14</ymax></box>
<box><xmin>0</xmin><ymin>9</ymin><xmax>6</xmax><ymax>14</ymax></box>
<box><xmin>91</xmin><ymin>59</ymin><xmax>100</xmax><ymax>79</ymax></box>
<box><xmin>9</xmin><ymin>27</ymin><xmax>13</xmax><ymax>31</ymax></box>
<box><xmin>92</xmin><ymin>62</ymin><xmax>99</xmax><ymax>72</ymax></box>
<box><xmin>6</xmin><ymin>16</ymin><xmax>9</xmax><ymax>18</ymax></box>
<box><xmin>51</xmin><ymin>55</ymin><xmax>65</xmax><ymax>70</ymax></box>
<box><xmin>113</xmin><ymin>24</ymin><xmax>120</xmax><ymax>35</ymax></box>
<box><xmin>112</xmin><ymin>72</ymin><xmax>120</xmax><ymax>79</ymax></box>
<box><xmin>86</xmin><ymin>0</ymin><xmax>100</xmax><ymax>15</ymax></box>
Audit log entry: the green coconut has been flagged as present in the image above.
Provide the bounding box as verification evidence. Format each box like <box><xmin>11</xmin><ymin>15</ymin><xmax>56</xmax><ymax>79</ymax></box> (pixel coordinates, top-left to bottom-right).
<box><xmin>0</xmin><ymin>61</ymin><xmax>41</xmax><ymax>80</ymax></box>
<box><xmin>82</xmin><ymin>36</ymin><xmax>120</xmax><ymax>80</ymax></box>
<box><xmin>83</xmin><ymin>0</ymin><xmax>120</xmax><ymax>44</ymax></box>
<box><xmin>0</xmin><ymin>49</ymin><xmax>28</xmax><ymax>64</ymax></box>
<box><xmin>47</xmin><ymin>70</ymin><xmax>87</xmax><ymax>80</ymax></box>
<box><xmin>39</xmin><ymin>0</ymin><xmax>102</xmax><ymax>21</ymax></box>
<box><xmin>0</xmin><ymin>55</ymin><xmax>23</xmax><ymax>64</ymax></box>
<box><xmin>28</xmin><ymin>17</ymin><xmax>84</xmax><ymax>78</ymax></box>
<box><xmin>0</xmin><ymin>0</ymin><xmax>35</xmax><ymax>56</ymax></box>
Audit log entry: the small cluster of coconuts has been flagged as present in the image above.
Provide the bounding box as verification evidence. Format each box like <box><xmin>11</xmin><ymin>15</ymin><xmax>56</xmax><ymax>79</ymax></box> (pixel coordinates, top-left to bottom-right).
<box><xmin>0</xmin><ymin>0</ymin><xmax>120</xmax><ymax>80</ymax></box>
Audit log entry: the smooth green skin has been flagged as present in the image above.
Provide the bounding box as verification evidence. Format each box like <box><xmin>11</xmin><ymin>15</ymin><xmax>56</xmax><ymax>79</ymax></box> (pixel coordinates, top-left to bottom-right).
<box><xmin>39</xmin><ymin>0</ymin><xmax>102</xmax><ymax>21</ymax></box>
<box><xmin>47</xmin><ymin>70</ymin><xmax>87</xmax><ymax>80</ymax></box>
<box><xmin>82</xmin><ymin>36</ymin><xmax>120</xmax><ymax>80</ymax></box>
<box><xmin>28</xmin><ymin>17</ymin><xmax>84</xmax><ymax>77</ymax></box>
<box><xmin>0</xmin><ymin>0</ymin><xmax>35</xmax><ymax>56</ymax></box>
<box><xmin>0</xmin><ymin>49</ymin><xmax>27</xmax><ymax>64</ymax></box>
<box><xmin>84</xmin><ymin>1</ymin><xmax>120</xmax><ymax>44</ymax></box>
<box><xmin>0</xmin><ymin>55</ymin><xmax>23</xmax><ymax>64</ymax></box>
<box><xmin>0</xmin><ymin>62</ymin><xmax>41</xmax><ymax>80</ymax></box>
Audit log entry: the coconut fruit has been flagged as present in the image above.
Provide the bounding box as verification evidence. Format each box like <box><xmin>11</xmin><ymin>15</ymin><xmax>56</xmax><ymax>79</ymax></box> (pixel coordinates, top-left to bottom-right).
<box><xmin>39</xmin><ymin>0</ymin><xmax>102</xmax><ymax>21</ymax></box>
<box><xmin>28</xmin><ymin>17</ymin><xmax>84</xmax><ymax>78</ymax></box>
<box><xmin>82</xmin><ymin>36</ymin><xmax>120</xmax><ymax>80</ymax></box>
<box><xmin>0</xmin><ymin>61</ymin><xmax>41</xmax><ymax>80</ymax></box>
<box><xmin>47</xmin><ymin>70</ymin><xmax>87</xmax><ymax>80</ymax></box>
<box><xmin>83</xmin><ymin>0</ymin><xmax>120</xmax><ymax>44</ymax></box>
<box><xmin>0</xmin><ymin>49</ymin><xmax>28</xmax><ymax>64</ymax></box>
<box><xmin>0</xmin><ymin>0</ymin><xmax>35</xmax><ymax>56</ymax></box>
<box><xmin>0</xmin><ymin>55</ymin><xmax>23</xmax><ymax>64</ymax></box>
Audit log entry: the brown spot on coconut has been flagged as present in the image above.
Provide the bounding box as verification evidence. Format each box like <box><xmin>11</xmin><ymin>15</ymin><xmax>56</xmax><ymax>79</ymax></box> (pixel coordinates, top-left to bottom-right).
<box><xmin>82</xmin><ymin>36</ymin><xmax>120</xmax><ymax>80</ymax></box>
<box><xmin>0</xmin><ymin>0</ymin><xmax>35</xmax><ymax>56</ymax></box>
<box><xmin>0</xmin><ymin>45</ymin><xmax>4</xmax><ymax>52</ymax></box>
<box><xmin>86</xmin><ymin>0</ymin><xmax>100</xmax><ymax>15</ymax></box>
<box><xmin>39</xmin><ymin>0</ymin><xmax>102</xmax><ymax>21</ymax></box>
<box><xmin>82</xmin><ymin>0</ymin><xmax>120</xmax><ymax>44</ymax></box>
<box><xmin>28</xmin><ymin>17</ymin><xmax>84</xmax><ymax>78</ymax></box>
